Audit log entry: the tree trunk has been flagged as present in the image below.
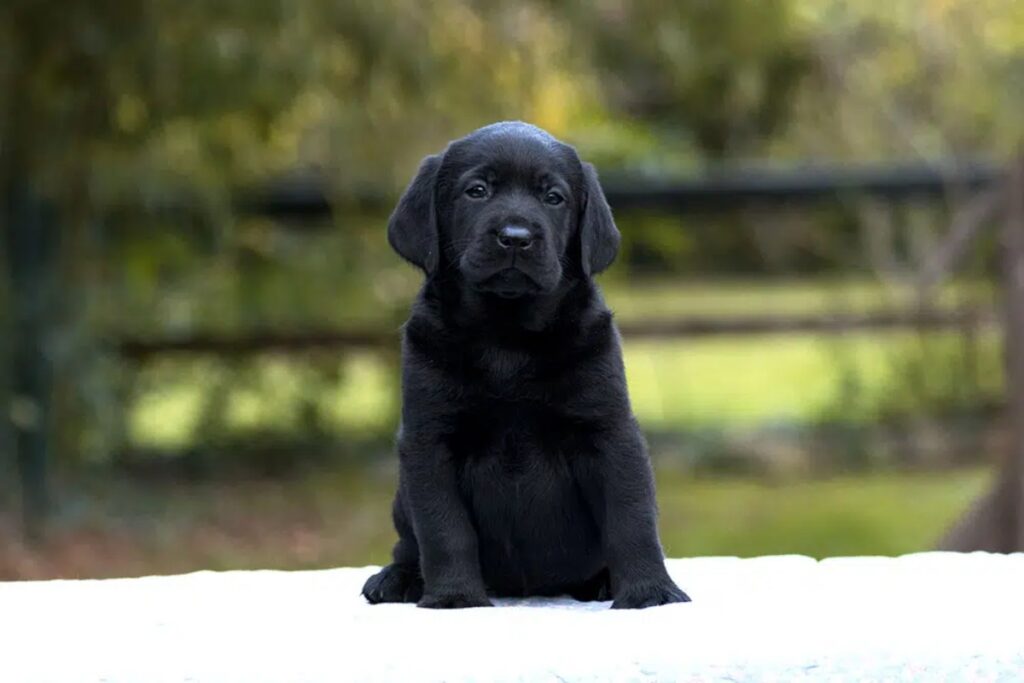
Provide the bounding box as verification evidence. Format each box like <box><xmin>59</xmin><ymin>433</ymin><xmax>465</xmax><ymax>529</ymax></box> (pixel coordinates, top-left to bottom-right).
<box><xmin>3</xmin><ymin>182</ymin><xmax>57</xmax><ymax>541</ymax></box>
<box><xmin>940</xmin><ymin>156</ymin><xmax>1024</xmax><ymax>552</ymax></box>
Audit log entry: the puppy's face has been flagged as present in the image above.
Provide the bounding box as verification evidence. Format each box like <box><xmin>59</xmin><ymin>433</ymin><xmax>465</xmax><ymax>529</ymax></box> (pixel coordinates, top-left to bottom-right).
<box><xmin>440</xmin><ymin>128</ymin><xmax>575</xmax><ymax>297</ymax></box>
<box><xmin>388</xmin><ymin>122</ymin><xmax>621</xmax><ymax>298</ymax></box>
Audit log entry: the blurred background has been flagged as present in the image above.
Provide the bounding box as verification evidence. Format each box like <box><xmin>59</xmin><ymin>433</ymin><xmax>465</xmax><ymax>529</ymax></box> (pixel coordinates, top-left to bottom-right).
<box><xmin>3</xmin><ymin>0</ymin><xmax>1024</xmax><ymax>579</ymax></box>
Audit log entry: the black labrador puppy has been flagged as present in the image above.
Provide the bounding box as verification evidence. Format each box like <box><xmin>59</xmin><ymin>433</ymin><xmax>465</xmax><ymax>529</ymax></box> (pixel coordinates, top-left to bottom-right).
<box><xmin>362</xmin><ymin>121</ymin><xmax>689</xmax><ymax>609</ymax></box>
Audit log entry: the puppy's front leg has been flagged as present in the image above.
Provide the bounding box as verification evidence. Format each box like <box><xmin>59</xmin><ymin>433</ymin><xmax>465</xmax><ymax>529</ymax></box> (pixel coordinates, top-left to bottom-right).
<box><xmin>400</xmin><ymin>434</ymin><xmax>492</xmax><ymax>609</ymax></box>
<box><xmin>589</xmin><ymin>423</ymin><xmax>690</xmax><ymax>609</ymax></box>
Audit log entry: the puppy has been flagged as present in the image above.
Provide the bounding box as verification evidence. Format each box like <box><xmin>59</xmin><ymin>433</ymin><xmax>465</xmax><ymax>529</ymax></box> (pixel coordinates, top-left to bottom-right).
<box><xmin>362</xmin><ymin>122</ymin><xmax>689</xmax><ymax>609</ymax></box>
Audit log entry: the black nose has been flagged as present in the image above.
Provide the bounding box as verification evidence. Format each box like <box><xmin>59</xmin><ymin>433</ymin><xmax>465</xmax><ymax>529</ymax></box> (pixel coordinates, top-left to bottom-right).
<box><xmin>497</xmin><ymin>225</ymin><xmax>534</xmax><ymax>250</ymax></box>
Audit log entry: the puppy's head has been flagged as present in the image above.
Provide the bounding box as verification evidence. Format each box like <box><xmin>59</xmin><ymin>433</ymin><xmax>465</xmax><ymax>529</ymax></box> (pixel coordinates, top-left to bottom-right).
<box><xmin>388</xmin><ymin>122</ymin><xmax>620</xmax><ymax>298</ymax></box>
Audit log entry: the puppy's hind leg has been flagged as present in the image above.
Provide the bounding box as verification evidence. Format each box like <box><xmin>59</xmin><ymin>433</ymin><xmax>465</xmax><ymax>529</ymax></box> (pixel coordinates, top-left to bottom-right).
<box><xmin>362</xmin><ymin>495</ymin><xmax>423</xmax><ymax>604</ymax></box>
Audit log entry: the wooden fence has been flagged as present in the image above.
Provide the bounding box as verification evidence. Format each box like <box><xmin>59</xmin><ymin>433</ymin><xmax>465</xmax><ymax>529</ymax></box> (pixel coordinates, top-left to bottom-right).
<box><xmin>5</xmin><ymin>159</ymin><xmax>1021</xmax><ymax>546</ymax></box>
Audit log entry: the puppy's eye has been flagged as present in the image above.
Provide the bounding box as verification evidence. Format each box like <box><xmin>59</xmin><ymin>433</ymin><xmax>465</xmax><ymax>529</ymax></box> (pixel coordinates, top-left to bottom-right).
<box><xmin>465</xmin><ymin>183</ymin><xmax>489</xmax><ymax>199</ymax></box>
<box><xmin>544</xmin><ymin>191</ymin><xmax>565</xmax><ymax>206</ymax></box>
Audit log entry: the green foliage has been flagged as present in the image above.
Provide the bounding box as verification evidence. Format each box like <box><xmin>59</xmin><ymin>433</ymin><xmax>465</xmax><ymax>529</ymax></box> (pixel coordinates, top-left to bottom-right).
<box><xmin>561</xmin><ymin>0</ymin><xmax>813</xmax><ymax>158</ymax></box>
<box><xmin>3</xmin><ymin>0</ymin><xmax>1023</xmax><ymax>471</ymax></box>
<box><xmin>780</xmin><ymin>1</ymin><xmax>1024</xmax><ymax>159</ymax></box>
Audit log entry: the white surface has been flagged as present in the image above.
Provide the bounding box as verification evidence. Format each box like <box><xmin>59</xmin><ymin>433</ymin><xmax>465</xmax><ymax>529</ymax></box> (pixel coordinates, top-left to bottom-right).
<box><xmin>2</xmin><ymin>553</ymin><xmax>1023</xmax><ymax>682</ymax></box>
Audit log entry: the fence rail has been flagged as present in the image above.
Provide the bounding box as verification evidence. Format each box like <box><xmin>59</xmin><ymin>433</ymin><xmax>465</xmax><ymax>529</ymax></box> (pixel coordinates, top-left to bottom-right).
<box><xmin>243</xmin><ymin>160</ymin><xmax>1002</xmax><ymax>218</ymax></box>
<box><xmin>115</xmin><ymin>307</ymin><xmax>996</xmax><ymax>359</ymax></box>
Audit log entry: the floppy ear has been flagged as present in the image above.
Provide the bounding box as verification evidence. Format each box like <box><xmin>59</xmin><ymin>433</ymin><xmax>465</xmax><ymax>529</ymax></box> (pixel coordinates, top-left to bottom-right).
<box><xmin>388</xmin><ymin>154</ymin><xmax>442</xmax><ymax>273</ymax></box>
<box><xmin>579</xmin><ymin>162</ymin><xmax>621</xmax><ymax>276</ymax></box>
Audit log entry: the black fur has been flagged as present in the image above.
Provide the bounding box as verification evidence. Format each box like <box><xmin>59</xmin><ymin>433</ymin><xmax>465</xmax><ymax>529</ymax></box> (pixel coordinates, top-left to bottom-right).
<box><xmin>363</xmin><ymin>122</ymin><xmax>689</xmax><ymax>609</ymax></box>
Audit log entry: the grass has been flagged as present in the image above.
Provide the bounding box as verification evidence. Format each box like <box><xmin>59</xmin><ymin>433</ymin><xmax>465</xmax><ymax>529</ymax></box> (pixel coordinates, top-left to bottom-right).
<box><xmin>655</xmin><ymin>467</ymin><xmax>988</xmax><ymax>557</ymax></box>
<box><xmin>626</xmin><ymin>330</ymin><xmax>1002</xmax><ymax>428</ymax></box>
<box><xmin>603</xmin><ymin>276</ymin><xmax>993</xmax><ymax>321</ymax></box>
<box><xmin>131</xmin><ymin>352</ymin><xmax>398</xmax><ymax>447</ymax></box>
<box><xmin>0</xmin><ymin>465</ymin><xmax>991</xmax><ymax>580</ymax></box>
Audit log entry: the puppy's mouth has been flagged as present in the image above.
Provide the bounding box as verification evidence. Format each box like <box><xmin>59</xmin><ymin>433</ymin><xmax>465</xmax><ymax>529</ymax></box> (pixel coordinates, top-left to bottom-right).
<box><xmin>476</xmin><ymin>268</ymin><xmax>541</xmax><ymax>298</ymax></box>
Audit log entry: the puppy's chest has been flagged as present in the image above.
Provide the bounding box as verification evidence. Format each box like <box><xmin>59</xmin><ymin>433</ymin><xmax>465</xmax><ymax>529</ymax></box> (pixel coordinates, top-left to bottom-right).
<box><xmin>447</xmin><ymin>400</ymin><xmax>583</xmax><ymax>470</ymax></box>
<box><xmin>474</xmin><ymin>345</ymin><xmax>534</xmax><ymax>386</ymax></box>
<box><xmin>443</xmin><ymin>344</ymin><xmax>592</xmax><ymax>463</ymax></box>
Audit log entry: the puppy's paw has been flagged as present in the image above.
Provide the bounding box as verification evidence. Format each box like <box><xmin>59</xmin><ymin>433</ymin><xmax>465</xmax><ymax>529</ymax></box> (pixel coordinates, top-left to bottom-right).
<box><xmin>611</xmin><ymin>580</ymin><xmax>690</xmax><ymax>609</ymax></box>
<box><xmin>568</xmin><ymin>570</ymin><xmax>612</xmax><ymax>602</ymax></box>
<box><xmin>418</xmin><ymin>592</ymin><xmax>493</xmax><ymax>609</ymax></box>
<box><xmin>362</xmin><ymin>564</ymin><xmax>424</xmax><ymax>604</ymax></box>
